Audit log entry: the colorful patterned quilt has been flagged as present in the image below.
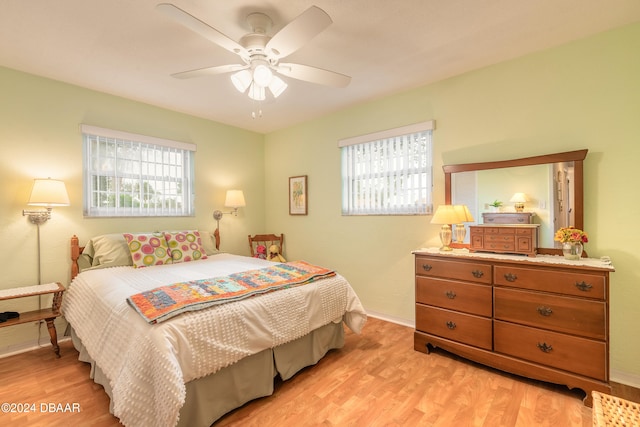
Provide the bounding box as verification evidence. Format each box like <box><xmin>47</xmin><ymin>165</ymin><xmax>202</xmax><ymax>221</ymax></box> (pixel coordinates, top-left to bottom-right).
<box><xmin>127</xmin><ymin>261</ymin><xmax>336</xmax><ymax>324</ymax></box>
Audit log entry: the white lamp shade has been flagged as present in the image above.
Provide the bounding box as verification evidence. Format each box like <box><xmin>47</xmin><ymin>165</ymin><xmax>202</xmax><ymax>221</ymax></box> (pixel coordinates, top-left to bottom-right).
<box><xmin>252</xmin><ymin>63</ymin><xmax>273</xmax><ymax>87</ymax></box>
<box><xmin>27</xmin><ymin>178</ymin><xmax>70</xmax><ymax>206</ymax></box>
<box><xmin>231</xmin><ymin>69</ymin><xmax>252</xmax><ymax>93</ymax></box>
<box><xmin>510</xmin><ymin>192</ymin><xmax>528</xmax><ymax>203</ymax></box>
<box><xmin>248</xmin><ymin>82</ymin><xmax>266</xmax><ymax>101</ymax></box>
<box><xmin>224</xmin><ymin>190</ymin><xmax>246</xmax><ymax>208</ymax></box>
<box><xmin>453</xmin><ymin>204</ymin><xmax>474</xmax><ymax>223</ymax></box>
<box><xmin>431</xmin><ymin>205</ymin><xmax>463</xmax><ymax>224</ymax></box>
<box><xmin>268</xmin><ymin>75</ymin><xmax>288</xmax><ymax>98</ymax></box>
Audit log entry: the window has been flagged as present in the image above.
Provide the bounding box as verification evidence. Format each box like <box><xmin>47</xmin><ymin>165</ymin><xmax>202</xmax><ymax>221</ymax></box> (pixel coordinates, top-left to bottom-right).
<box><xmin>81</xmin><ymin>125</ymin><xmax>196</xmax><ymax>217</ymax></box>
<box><xmin>339</xmin><ymin>120</ymin><xmax>434</xmax><ymax>215</ymax></box>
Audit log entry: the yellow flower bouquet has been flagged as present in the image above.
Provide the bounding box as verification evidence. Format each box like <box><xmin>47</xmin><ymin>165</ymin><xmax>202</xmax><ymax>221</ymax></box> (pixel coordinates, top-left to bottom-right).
<box><xmin>554</xmin><ymin>226</ymin><xmax>589</xmax><ymax>244</ymax></box>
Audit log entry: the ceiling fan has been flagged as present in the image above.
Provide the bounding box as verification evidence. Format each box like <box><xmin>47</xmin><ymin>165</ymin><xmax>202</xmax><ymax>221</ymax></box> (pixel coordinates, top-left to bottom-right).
<box><xmin>156</xmin><ymin>3</ymin><xmax>351</xmax><ymax>101</ymax></box>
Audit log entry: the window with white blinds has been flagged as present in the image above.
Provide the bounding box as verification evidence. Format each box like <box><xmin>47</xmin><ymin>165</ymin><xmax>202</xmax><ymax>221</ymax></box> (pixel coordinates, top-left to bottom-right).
<box><xmin>339</xmin><ymin>121</ymin><xmax>434</xmax><ymax>215</ymax></box>
<box><xmin>81</xmin><ymin>125</ymin><xmax>196</xmax><ymax>217</ymax></box>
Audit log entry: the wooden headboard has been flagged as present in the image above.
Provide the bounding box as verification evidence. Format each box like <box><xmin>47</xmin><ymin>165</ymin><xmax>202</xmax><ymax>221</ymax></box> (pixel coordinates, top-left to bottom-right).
<box><xmin>71</xmin><ymin>235</ymin><xmax>85</xmax><ymax>280</ymax></box>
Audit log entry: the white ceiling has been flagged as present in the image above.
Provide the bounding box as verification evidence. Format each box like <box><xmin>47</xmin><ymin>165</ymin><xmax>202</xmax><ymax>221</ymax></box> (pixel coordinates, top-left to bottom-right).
<box><xmin>2</xmin><ymin>0</ymin><xmax>639</xmax><ymax>134</ymax></box>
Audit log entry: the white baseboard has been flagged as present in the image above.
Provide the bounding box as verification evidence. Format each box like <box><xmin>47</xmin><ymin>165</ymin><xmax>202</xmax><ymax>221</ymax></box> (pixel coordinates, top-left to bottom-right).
<box><xmin>0</xmin><ymin>336</ymin><xmax>71</xmax><ymax>359</ymax></box>
<box><xmin>611</xmin><ymin>369</ymin><xmax>640</xmax><ymax>389</ymax></box>
<box><xmin>364</xmin><ymin>310</ymin><xmax>414</xmax><ymax>328</ymax></box>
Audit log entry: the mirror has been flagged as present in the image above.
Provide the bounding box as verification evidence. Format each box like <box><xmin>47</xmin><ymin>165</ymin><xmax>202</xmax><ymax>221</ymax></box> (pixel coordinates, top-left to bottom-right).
<box><xmin>443</xmin><ymin>149</ymin><xmax>587</xmax><ymax>252</ymax></box>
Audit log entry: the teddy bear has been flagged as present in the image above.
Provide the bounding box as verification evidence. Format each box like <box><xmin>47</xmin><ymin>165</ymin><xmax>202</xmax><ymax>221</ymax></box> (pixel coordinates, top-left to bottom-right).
<box><xmin>254</xmin><ymin>244</ymin><xmax>267</xmax><ymax>259</ymax></box>
<box><xmin>267</xmin><ymin>244</ymin><xmax>286</xmax><ymax>263</ymax></box>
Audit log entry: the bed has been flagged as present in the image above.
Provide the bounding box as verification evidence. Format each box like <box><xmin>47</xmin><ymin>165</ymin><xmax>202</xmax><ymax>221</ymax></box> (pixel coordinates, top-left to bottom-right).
<box><xmin>62</xmin><ymin>231</ymin><xmax>367</xmax><ymax>427</ymax></box>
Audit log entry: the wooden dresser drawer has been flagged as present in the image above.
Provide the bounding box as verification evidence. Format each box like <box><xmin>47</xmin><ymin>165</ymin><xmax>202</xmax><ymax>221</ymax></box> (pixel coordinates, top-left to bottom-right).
<box><xmin>486</xmin><ymin>234</ymin><xmax>515</xmax><ymax>243</ymax></box>
<box><xmin>494</xmin><ymin>265</ymin><xmax>606</xmax><ymax>300</ymax></box>
<box><xmin>494</xmin><ymin>288</ymin><xmax>606</xmax><ymax>339</ymax></box>
<box><xmin>482</xmin><ymin>212</ymin><xmax>535</xmax><ymax>224</ymax></box>
<box><xmin>416</xmin><ymin>276</ymin><xmax>492</xmax><ymax>316</ymax></box>
<box><xmin>415</xmin><ymin>256</ymin><xmax>491</xmax><ymax>284</ymax></box>
<box><xmin>416</xmin><ymin>304</ymin><xmax>492</xmax><ymax>350</ymax></box>
<box><xmin>494</xmin><ymin>321</ymin><xmax>606</xmax><ymax>381</ymax></box>
<box><xmin>484</xmin><ymin>235</ymin><xmax>516</xmax><ymax>252</ymax></box>
<box><xmin>484</xmin><ymin>227</ymin><xmax>515</xmax><ymax>235</ymax></box>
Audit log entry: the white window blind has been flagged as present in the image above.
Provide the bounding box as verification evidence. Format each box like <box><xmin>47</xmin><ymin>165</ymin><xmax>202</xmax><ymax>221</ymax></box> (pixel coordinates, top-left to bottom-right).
<box><xmin>81</xmin><ymin>125</ymin><xmax>196</xmax><ymax>217</ymax></box>
<box><xmin>340</xmin><ymin>121</ymin><xmax>434</xmax><ymax>215</ymax></box>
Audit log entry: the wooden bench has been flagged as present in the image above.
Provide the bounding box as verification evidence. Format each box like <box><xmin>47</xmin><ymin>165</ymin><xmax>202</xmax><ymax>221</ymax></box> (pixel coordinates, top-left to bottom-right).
<box><xmin>0</xmin><ymin>282</ymin><xmax>65</xmax><ymax>357</ymax></box>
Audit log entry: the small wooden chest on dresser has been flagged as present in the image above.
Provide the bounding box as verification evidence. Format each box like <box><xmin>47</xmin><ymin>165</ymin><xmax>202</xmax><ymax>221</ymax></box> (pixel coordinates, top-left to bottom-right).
<box><xmin>469</xmin><ymin>224</ymin><xmax>539</xmax><ymax>257</ymax></box>
<box><xmin>413</xmin><ymin>249</ymin><xmax>614</xmax><ymax>406</ymax></box>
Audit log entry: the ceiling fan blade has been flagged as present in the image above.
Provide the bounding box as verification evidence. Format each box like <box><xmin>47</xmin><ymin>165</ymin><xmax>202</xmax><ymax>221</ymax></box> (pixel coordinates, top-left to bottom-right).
<box><xmin>276</xmin><ymin>63</ymin><xmax>351</xmax><ymax>88</ymax></box>
<box><xmin>171</xmin><ymin>64</ymin><xmax>248</xmax><ymax>79</ymax></box>
<box><xmin>265</xmin><ymin>6</ymin><xmax>332</xmax><ymax>59</ymax></box>
<box><xmin>156</xmin><ymin>3</ymin><xmax>247</xmax><ymax>56</ymax></box>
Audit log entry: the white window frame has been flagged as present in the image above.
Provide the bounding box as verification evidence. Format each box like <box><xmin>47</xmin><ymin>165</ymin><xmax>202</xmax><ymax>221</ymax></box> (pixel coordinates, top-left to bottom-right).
<box><xmin>81</xmin><ymin>125</ymin><xmax>196</xmax><ymax>217</ymax></box>
<box><xmin>339</xmin><ymin>120</ymin><xmax>434</xmax><ymax>216</ymax></box>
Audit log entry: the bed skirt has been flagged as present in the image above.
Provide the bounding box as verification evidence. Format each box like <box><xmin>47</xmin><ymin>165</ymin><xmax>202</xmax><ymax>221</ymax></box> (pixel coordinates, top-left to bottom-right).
<box><xmin>69</xmin><ymin>321</ymin><xmax>345</xmax><ymax>426</ymax></box>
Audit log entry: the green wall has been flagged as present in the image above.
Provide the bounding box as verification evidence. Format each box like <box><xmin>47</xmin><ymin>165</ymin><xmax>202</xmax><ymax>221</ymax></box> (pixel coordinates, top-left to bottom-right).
<box><xmin>0</xmin><ymin>66</ymin><xmax>265</xmax><ymax>352</ymax></box>
<box><xmin>264</xmin><ymin>23</ymin><xmax>640</xmax><ymax>385</ymax></box>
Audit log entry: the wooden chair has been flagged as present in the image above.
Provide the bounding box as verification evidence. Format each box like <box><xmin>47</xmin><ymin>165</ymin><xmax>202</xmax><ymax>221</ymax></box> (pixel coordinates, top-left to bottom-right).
<box><xmin>248</xmin><ymin>234</ymin><xmax>284</xmax><ymax>257</ymax></box>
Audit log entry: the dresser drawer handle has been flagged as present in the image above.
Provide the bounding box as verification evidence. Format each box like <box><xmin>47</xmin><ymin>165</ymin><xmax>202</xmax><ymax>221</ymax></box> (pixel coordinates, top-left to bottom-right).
<box><xmin>537</xmin><ymin>306</ymin><xmax>553</xmax><ymax>316</ymax></box>
<box><xmin>517</xmin><ymin>218</ymin><xmax>525</xmax><ymax>223</ymax></box>
<box><xmin>422</xmin><ymin>264</ymin><xmax>433</xmax><ymax>272</ymax></box>
<box><xmin>504</xmin><ymin>273</ymin><xmax>517</xmax><ymax>282</ymax></box>
<box><xmin>472</xmin><ymin>270</ymin><xmax>484</xmax><ymax>278</ymax></box>
<box><xmin>575</xmin><ymin>281</ymin><xmax>592</xmax><ymax>292</ymax></box>
<box><xmin>537</xmin><ymin>342</ymin><xmax>553</xmax><ymax>353</ymax></box>
<box><xmin>445</xmin><ymin>291</ymin><xmax>456</xmax><ymax>299</ymax></box>
<box><xmin>446</xmin><ymin>321</ymin><xmax>456</xmax><ymax>330</ymax></box>
<box><xmin>486</xmin><ymin>218</ymin><xmax>495</xmax><ymax>222</ymax></box>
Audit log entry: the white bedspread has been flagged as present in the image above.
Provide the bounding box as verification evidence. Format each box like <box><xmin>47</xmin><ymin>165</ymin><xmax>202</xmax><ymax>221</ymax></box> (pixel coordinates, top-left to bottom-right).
<box><xmin>62</xmin><ymin>254</ymin><xmax>367</xmax><ymax>427</ymax></box>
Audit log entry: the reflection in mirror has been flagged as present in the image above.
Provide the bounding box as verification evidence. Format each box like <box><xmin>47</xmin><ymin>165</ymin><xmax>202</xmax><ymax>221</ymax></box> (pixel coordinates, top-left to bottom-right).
<box><xmin>444</xmin><ymin>150</ymin><xmax>587</xmax><ymax>251</ymax></box>
<box><xmin>451</xmin><ymin>162</ymin><xmax>575</xmax><ymax>247</ymax></box>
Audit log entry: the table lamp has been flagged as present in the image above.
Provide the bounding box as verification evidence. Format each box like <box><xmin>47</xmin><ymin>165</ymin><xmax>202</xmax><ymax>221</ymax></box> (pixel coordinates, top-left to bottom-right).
<box><xmin>431</xmin><ymin>205</ymin><xmax>463</xmax><ymax>251</ymax></box>
<box><xmin>453</xmin><ymin>204</ymin><xmax>475</xmax><ymax>244</ymax></box>
<box><xmin>510</xmin><ymin>192</ymin><xmax>528</xmax><ymax>212</ymax></box>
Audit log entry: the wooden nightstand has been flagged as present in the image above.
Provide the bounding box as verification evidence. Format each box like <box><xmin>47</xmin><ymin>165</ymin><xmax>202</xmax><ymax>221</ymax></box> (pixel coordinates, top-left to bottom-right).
<box><xmin>0</xmin><ymin>282</ymin><xmax>65</xmax><ymax>357</ymax></box>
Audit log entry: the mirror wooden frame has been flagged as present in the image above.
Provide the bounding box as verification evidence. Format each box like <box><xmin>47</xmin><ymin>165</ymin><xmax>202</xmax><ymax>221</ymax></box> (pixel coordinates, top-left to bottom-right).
<box><xmin>443</xmin><ymin>149</ymin><xmax>588</xmax><ymax>253</ymax></box>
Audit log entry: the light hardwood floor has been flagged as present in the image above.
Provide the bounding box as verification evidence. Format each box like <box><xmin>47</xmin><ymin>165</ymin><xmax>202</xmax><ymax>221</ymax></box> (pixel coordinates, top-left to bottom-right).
<box><xmin>1</xmin><ymin>317</ymin><xmax>636</xmax><ymax>426</ymax></box>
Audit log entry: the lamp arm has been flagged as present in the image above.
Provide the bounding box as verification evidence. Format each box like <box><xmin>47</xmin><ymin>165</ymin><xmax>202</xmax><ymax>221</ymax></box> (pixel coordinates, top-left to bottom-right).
<box><xmin>213</xmin><ymin>208</ymin><xmax>239</xmax><ymax>220</ymax></box>
<box><xmin>23</xmin><ymin>207</ymin><xmax>52</xmax><ymax>224</ymax></box>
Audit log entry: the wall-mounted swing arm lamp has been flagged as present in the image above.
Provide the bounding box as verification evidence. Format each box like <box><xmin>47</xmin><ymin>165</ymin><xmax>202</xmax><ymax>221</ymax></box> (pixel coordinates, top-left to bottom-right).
<box><xmin>22</xmin><ymin>178</ymin><xmax>70</xmax><ymax>286</ymax></box>
<box><xmin>213</xmin><ymin>190</ymin><xmax>246</xmax><ymax>249</ymax></box>
<box><xmin>22</xmin><ymin>178</ymin><xmax>70</xmax><ymax>224</ymax></box>
<box><xmin>213</xmin><ymin>190</ymin><xmax>246</xmax><ymax>220</ymax></box>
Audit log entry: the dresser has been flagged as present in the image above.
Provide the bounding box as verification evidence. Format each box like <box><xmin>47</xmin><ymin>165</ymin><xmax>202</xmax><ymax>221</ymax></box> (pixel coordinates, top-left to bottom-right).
<box><xmin>413</xmin><ymin>249</ymin><xmax>613</xmax><ymax>406</ymax></box>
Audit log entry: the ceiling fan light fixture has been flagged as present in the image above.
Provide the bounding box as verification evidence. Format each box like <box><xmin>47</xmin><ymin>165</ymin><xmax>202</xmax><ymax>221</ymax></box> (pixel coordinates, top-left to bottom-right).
<box><xmin>230</xmin><ymin>69</ymin><xmax>252</xmax><ymax>93</ymax></box>
<box><xmin>248</xmin><ymin>82</ymin><xmax>266</xmax><ymax>101</ymax></box>
<box><xmin>268</xmin><ymin>75</ymin><xmax>288</xmax><ymax>98</ymax></box>
<box><xmin>161</xmin><ymin>4</ymin><xmax>352</xmax><ymax>104</ymax></box>
<box><xmin>252</xmin><ymin>63</ymin><xmax>273</xmax><ymax>87</ymax></box>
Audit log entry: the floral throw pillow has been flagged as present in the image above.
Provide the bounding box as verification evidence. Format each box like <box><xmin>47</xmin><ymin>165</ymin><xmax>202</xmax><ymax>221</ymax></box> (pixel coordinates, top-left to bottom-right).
<box><xmin>164</xmin><ymin>230</ymin><xmax>208</xmax><ymax>263</ymax></box>
<box><xmin>123</xmin><ymin>232</ymin><xmax>173</xmax><ymax>268</ymax></box>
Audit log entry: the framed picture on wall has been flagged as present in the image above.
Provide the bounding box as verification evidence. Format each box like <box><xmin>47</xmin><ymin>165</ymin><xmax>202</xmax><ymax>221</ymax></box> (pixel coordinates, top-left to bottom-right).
<box><xmin>289</xmin><ymin>175</ymin><xmax>308</xmax><ymax>215</ymax></box>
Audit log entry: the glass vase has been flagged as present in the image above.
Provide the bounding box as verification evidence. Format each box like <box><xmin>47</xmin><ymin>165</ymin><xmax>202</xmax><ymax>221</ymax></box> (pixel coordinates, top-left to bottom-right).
<box><xmin>562</xmin><ymin>241</ymin><xmax>583</xmax><ymax>260</ymax></box>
